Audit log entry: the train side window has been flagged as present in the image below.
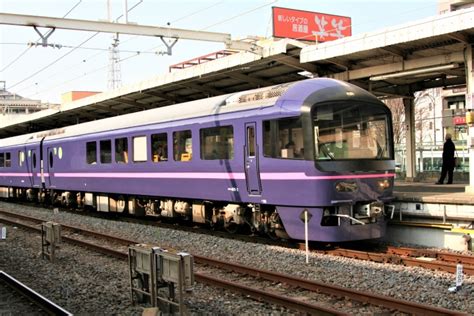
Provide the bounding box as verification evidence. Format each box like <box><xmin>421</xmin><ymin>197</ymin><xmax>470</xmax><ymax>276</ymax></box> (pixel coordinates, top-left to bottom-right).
<box><xmin>32</xmin><ymin>153</ymin><xmax>37</xmax><ymax>169</ymax></box>
<box><xmin>133</xmin><ymin>136</ymin><xmax>147</xmax><ymax>162</ymax></box>
<box><xmin>200</xmin><ymin>126</ymin><xmax>234</xmax><ymax>160</ymax></box>
<box><xmin>173</xmin><ymin>130</ymin><xmax>192</xmax><ymax>162</ymax></box>
<box><xmin>18</xmin><ymin>151</ymin><xmax>25</xmax><ymax>167</ymax></box>
<box><xmin>151</xmin><ymin>133</ymin><xmax>168</xmax><ymax>162</ymax></box>
<box><xmin>86</xmin><ymin>142</ymin><xmax>97</xmax><ymax>164</ymax></box>
<box><xmin>263</xmin><ymin>121</ymin><xmax>275</xmax><ymax>157</ymax></box>
<box><xmin>115</xmin><ymin>138</ymin><xmax>129</xmax><ymax>163</ymax></box>
<box><xmin>0</xmin><ymin>153</ymin><xmax>4</xmax><ymax>168</ymax></box>
<box><xmin>5</xmin><ymin>152</ymin><xmax>11</xmax><ymax>167</ymax></box>
<box><xmin>247</xmin><ymin>126</ymin><xmax>255</xmax><ymax>157</ymax></box>
<box><xmin>263</xmin><ymin>117</ymin><xmax>304</xmax><ymax>159</ymax></box>
<box><xmin>100</xmin><ymin>140</ymin><xmax>112</xmax><ymax>164</ymax></box>
<box><xmin>49</xmin><ymin>151</ymin><xmax>54</xmax><ymax>169</ymax></box>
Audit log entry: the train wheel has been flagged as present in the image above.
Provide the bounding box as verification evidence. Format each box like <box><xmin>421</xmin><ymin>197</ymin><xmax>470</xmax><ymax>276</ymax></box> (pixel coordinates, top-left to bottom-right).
<box><xmin>266</xmin><ymin>230</ymin><xmax>279</xmax><ymax>240</ymax></box>
<box><xmin>267</xmin><ymin>211</ymin><xmax>289</xmax><ymax>240</ymax></box>
<box><xmin>224</xmin><ymin>221</ymin><xmax>239</xmax><ymax>234</ymax></box>
<box><xmin>116</xmin><ymin>195</ymin><xmax>126</xmax><ymax>213</ymax></box>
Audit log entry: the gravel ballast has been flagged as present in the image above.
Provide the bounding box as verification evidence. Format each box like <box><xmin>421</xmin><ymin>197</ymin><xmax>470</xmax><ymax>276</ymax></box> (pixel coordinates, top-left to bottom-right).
<box><xmin>0</xmin><ymin>201</ymin><xmax>473</xmax><ymax>314</ymax></box>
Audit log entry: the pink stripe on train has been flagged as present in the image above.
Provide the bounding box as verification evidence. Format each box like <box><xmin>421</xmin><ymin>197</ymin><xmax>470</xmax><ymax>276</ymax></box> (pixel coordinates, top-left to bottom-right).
<box><xmin>2</xmin><ymin>172</ymin><xmax>395</xmax><ymax>180</ymax></box>
<box><xmin>49</xmin><ymin>172</ymin><xmax>395</xmax><ymax>180</ymax></box>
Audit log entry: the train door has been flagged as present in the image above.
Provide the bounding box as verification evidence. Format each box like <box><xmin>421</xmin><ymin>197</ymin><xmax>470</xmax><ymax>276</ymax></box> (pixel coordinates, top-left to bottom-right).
<box><xmin>29</xmin><ymin>148</ymin><xmax>40</xmax><ymax>188</ymax></box>
<box><xmin>244</xmin><ymin>122</ymin><xmax>262</xmax><ymax>195</ymax></box>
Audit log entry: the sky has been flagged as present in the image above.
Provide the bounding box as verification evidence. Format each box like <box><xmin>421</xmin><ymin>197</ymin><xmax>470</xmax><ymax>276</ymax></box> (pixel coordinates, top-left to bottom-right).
<box><xmin>0</xmin><ymin>0</ymin><xmax>439</xmax><ymax>104</ymax></box>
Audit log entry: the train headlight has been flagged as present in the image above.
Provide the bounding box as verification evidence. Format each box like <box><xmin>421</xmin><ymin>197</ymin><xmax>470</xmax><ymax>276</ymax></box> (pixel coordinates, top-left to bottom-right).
<box><xmin>335</xmin><ymin>181</ymin><xmax>358</xmax><ymax>192</ymax></box>
<box><xmin>377</xmin><ymin>179</ymin><xmax>391</xmax><ymax>190</ymax></box>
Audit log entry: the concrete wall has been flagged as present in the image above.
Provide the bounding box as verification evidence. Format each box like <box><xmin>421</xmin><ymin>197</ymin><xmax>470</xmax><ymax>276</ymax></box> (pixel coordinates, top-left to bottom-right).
<box><xmin>386</xmin><ymin>225</ymin><xmax>470</xmax><ymax>251</ymax></box>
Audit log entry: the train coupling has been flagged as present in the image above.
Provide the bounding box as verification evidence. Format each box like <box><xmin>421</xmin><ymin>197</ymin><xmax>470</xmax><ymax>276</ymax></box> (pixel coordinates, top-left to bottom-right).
<box><xmin>327</xmin><ymin>200</ymin><xmax>386</xmax><ymax>225</ymax></box>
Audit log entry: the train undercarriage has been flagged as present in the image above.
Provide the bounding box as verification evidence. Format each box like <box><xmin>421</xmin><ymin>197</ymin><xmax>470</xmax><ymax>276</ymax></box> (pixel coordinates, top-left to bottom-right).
<box><xmin>1</xmin><ymin>187</ymin><xmax>290</xmax><ymax>239</ymax></box>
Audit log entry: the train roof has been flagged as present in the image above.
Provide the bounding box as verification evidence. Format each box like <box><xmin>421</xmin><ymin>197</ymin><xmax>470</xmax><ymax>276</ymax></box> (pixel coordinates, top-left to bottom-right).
<box><xmin>0</xmin><ymin>78</ymin><xmax>380</xmax><ymax>147</ymax></box>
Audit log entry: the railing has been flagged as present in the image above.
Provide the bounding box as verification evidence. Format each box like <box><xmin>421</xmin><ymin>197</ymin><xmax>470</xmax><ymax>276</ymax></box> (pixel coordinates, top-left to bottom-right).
<box><xmin>395</xmin><ymin>141</ymin><xmax>469</xmax><ymax>174</ymax></box>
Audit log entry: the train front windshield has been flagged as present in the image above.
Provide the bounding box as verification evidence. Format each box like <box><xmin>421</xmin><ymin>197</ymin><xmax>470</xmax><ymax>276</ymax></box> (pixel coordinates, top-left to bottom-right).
<box><xmin>313</xmin><ymin>102</ymin><xmax>391</xmax><ymax>161</ymax></box>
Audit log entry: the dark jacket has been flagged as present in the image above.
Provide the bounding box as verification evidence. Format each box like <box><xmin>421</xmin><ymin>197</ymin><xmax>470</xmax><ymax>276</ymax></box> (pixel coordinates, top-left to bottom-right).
<box><xmin>442</xmin><ymin>138</ymin><xmax>455</xmax><ymax>167</ymax></box>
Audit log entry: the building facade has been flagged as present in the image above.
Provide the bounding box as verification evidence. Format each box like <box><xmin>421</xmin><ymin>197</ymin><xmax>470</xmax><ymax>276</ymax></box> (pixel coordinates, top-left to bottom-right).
<box><xmin>0</xmin><ymin>81</ymin><xmax>55</xmax><ymax>122</ymax></box>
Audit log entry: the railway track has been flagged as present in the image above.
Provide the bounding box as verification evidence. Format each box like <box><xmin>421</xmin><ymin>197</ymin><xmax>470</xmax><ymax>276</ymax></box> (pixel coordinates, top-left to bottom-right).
<box><xmin>0</xmin><ymin>271</ymin><xmax>72</xmax><ymax>316</ymax></box>
<box><xmin>0</xmin><ymin>209</ymin><xmax>467</xmax><ymax>315</ymax></box>
<box><xmin>317</xmin><ymin>246</ymin><xmax>474</xmax><ymax>275</ymax></box>
<box><xmin>1</xmin><ymin>208</ymin><xmax>473</xmax><ymax>275</ymax></box>
<box><xmin>63</xmin><ymin>206</ymin><xmax>474</xmax><ymax>275</ymax></box>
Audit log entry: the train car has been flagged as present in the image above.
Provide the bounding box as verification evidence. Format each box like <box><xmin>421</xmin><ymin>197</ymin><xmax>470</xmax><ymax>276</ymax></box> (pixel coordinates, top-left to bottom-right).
<box><xmin>0</xmin><ymin>78</ymin><xmax>395</xmax><ymax>242</ymax></box>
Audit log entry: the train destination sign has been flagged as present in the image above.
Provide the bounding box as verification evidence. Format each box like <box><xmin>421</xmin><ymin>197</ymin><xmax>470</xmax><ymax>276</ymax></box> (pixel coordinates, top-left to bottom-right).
<box><xmin>272</xmin><ymin>7</ymin><xmax>352</xmax><ymax>42</ymax></box>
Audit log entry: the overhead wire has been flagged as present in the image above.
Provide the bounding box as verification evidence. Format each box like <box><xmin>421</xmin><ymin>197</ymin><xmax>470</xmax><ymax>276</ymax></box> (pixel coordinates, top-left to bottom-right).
<box><xmin>61</xmin><ymin>0</ymin><xmax>83</xmax><ymax>18</ymax></box>
<box><xmin>10</xmin><ymin>0</ymin><xmax>144</xmax><ymax>94</ymax></box>
<box><xmin>7</xmin><ymin>33</ymin><xmax>100</xmax><ymax>91</ymax></box>
<box><xmin>24</xmin><ymin>1</ymin><xmax>277</xmax><ymax>98</ymax></box>
<box><xmin>25</xmin><ymin>1</ymin><xmax>435</xmax><ymax>101</ymax></box>
<box><xmin>25</xmin><ymin>0</ymin><xmax>227</xmax><ymax>98</ymax></box>
<box><xmin>28</xmin><ymin>0</ymin><xmax>224</xmax><ymax>96</ymax></box>
<box><xmin>42</xmin><ymin>0</ymin><xmax>293</xmax><ymax>99</ymax></box>
<box><xmin>0</xmin><ymin>42</ymin><xmax>157</xmax><ymax>54</ymax></box>
<box><xmin>0</xmin><ymin>0</ymin><xmax>83</xmax><ymax>73</ymax></box>
<box><xmin>32</xmin><ymin>52</ymin><xmax>142</xmax><ymax>97</ymax></box>
<box><xmin>96</xmin><ymin>3</ymin><xmax>439</xmax><ymax>99</ymax></box>
<box><xmin>128</xmin><ymin>1</ymin><xmax>279</xmax><ymax>59</ymax></box>
<box><xmin>168</xmin><ymin>0</ymin><xmax>224</xmax><ymax>25</ymax></box>
<box><xmin>201</xmin><ymin>0</ymin><xmax>279</xmax><ymax>31</ymax></box>
<box><xmin>0</xmin><ymin>46</ymin><xmax>32</xmax><ymax>73</ymax></box>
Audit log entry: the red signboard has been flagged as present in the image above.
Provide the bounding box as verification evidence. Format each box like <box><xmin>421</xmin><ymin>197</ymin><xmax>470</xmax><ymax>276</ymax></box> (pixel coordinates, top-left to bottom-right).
<box><xmin>272</xmin><ymin>7</ymin><xmax>352</xmax><ymax>42</ymax></box>
<box><xmin>454</xmin><ymin>116</ymin><xmax>466</xmax><ymax>125</ymax></box>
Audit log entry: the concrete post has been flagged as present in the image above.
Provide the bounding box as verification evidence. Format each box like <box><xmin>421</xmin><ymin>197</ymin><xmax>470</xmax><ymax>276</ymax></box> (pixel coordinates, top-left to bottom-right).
<box><xmin>465</xmin><ymin>45</ymin><xmax>474</xmax><ymax>193</ymax></box>
<box><xmin>404</xmin><ymin>97</ymin><xmax>417</xmax><ymax>181</ymax></box>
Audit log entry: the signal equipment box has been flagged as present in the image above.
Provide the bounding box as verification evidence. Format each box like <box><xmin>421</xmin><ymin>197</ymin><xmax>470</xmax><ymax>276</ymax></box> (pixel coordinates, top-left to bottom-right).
<box><xmin>128</xmin><ymin>244</ymin><xmax>194</xmax><ymax>315</ymax></box>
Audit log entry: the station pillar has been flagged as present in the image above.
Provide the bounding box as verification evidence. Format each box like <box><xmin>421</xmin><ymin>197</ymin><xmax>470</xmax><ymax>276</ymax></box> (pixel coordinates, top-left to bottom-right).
<box><xmin>465</xmin><ymin>45</ymin><xmax>474</xmax><ymax>193</ymax></box>
<box><xmin>403</xmin><ymin>97</ymin><xmax>417</xmax><ymax>181</ymax></box>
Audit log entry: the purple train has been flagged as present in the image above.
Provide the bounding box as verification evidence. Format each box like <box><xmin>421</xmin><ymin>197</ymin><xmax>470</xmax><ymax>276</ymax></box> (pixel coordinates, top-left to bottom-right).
<box><xmin>0</xmin><ymin>78</ymin><xmax>395</xmax><ymax>242</ymax></box>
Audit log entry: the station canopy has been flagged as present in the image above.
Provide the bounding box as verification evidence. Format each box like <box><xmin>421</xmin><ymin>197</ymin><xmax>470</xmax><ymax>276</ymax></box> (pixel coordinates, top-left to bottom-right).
<box><xmin>1</xmin><ymin>7</ymin><xmax>473</xmax><ymax>139</ymax></box>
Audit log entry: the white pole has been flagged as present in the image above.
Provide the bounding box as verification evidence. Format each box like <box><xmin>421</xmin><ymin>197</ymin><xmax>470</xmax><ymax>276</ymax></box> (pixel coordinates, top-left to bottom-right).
<box><xmin>123</xmin><ymin>0</ymin><xmax>128</xmax><ymax>24</ymax></box>
<box><xmin>107</xmin><ymin>0</ymin><xmax>112</xmax><ymax>22</ymax></box>
<box><xmin>305</xmin><ymin>210</ymin><xmax>309</xmax><ymax>263</ymax></box>
<box><xmin>456</xmin><ymin>264</ymin><xmax>464</xmax><ymax>288</ymax></box>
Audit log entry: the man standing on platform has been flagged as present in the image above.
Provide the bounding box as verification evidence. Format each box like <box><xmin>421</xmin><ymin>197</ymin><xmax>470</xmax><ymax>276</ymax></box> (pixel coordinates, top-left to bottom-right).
<box><xmin>436</xmin><ymin>133</ymin><xmax>455</xmax><ymax>185</ymax></box>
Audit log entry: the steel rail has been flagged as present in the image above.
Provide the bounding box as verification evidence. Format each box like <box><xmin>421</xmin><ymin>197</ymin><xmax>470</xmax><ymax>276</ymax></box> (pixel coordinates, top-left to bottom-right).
<box><xmin>320</xmin><ymin>247</ymin><xmax>474</xmax><ymax>276</ymax></box>
<box><xmin>322</xmin><ymin>248</ymin><xmax>388</xmax><ymax>263</ymax></box>
<box><xmin>0</xmin><ymin>271</ymin><xmax>72</xmax><ymax>316</ymax></box>
<box><xmin>0</xmin><ymin>215</ymin><xmax>343</xmax><ymax>315</ymax></box>
<box><xmin>387</xmin><ymin>246</ymin><xmax>474</xmax><ymax>265</ymax></box>
<box><xmin>1</xmin><ymin>209</ymin><xmax>473</xmax><ymax>276</ymax></box>
<box><xmin>0</xmin><ymin>209</ymin><xmax>136</xmax><ymax>244</ymax></box>
<box><xmin>195</xmin><ymin>273</ymin><xmax>343</xmax><ymax>316</ymax></box>
<box><xmin>196</xmin><ymin>256</ymin><xmax>464</xmax><ymax>316</ymax></box>
<box><xmin>0</xmin><ymin>212</ymin><xmax>466</xmax><ymax>315</ymax></box>
<box><xmin>0</xmin><ymin>216</ymin><xmax>129</xmax><ymax>260</ymax></box>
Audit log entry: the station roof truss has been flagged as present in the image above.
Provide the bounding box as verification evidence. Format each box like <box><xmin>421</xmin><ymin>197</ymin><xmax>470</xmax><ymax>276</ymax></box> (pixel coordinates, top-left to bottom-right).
<box><xmin>300</xmin><ymin>7</ymin><xmax>474</xmax><ymax>99</ymax></box>
<box><xmin>1</xmin><ymin>8</ymin><xmax>473</xmax><ymax>139</ymax></box>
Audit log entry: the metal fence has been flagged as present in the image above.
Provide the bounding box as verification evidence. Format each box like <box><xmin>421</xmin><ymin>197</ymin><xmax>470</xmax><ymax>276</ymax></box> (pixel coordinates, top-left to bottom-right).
<box><xmin>395</xmin><ymin>140</ymin><xmax>469</xmax><ymax>174</ymax></box>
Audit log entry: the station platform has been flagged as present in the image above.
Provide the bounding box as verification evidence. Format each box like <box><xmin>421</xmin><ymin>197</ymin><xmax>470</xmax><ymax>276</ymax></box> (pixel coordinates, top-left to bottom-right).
<box><xmin>390</xmin><ymin>180</ymin><xmax>473</xmax><ymax>251</ymax></box>
<box><xmin>394</xmin><ymin>181</ymin><xmax>474</xmax><ymax>205</ymax></box>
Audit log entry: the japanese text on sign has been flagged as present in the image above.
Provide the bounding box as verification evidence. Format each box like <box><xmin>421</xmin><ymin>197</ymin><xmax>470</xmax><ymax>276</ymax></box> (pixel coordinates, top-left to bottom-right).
<box><xmin>273</xmin><ymin>7</ymin><xmax>352</xmax><ymax>42</ymax></box>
